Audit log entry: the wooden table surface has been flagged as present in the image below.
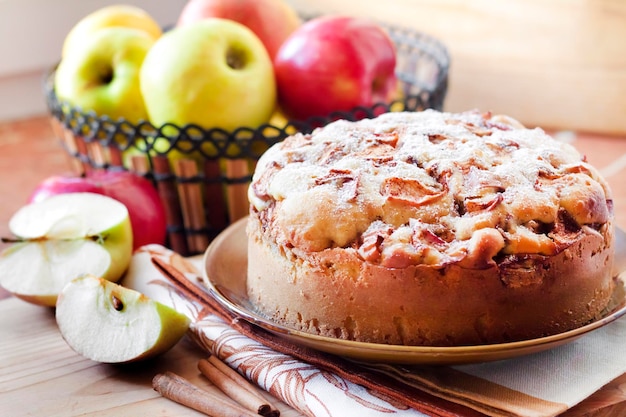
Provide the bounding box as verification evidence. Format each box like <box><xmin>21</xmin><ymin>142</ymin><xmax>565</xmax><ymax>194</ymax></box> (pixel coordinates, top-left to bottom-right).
<box><xmin>0</xmin><ymin>295</ymin><xmax>305</xmax><ymax>417</ymax></box>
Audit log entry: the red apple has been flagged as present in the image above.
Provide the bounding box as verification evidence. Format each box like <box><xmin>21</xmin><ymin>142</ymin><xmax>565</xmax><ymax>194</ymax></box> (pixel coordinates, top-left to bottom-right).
<box><xmin>28</xmin><ymin>170</ymin><xmax>167</xmax><ymax>250</ymax></box>
<box><xmin>274</xmin><ymin>15</ymin><xmax>398</xmax><ymax>122</ymax></box>
<box><xmin>176</xmin><ymin>0</ymin><xmax>301</xmax><ymax>59</ymax></box>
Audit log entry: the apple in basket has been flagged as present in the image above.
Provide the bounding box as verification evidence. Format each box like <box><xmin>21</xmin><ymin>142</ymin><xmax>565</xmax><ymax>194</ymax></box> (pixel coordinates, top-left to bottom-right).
<box><xmin>54</xmin><ymin>26</ymin><xmax>155</xmax><ymax>125</ymax></box>
<box><xmin>28</xmin><ymin>170</ymin><xmax>168</xmax><ymax>250</ymax></box>
<box><xmin>139</xmin><ymin>18</ymin><xmax>276</xmax><ymax>134</ymax></box>
<box><xmin>0</xmin><ymin>193</ymin><xmax>133</xmax><ymax>307</ymax></box>
<box><xmin>274</xmin><ymin>15</ymin><xmax>398</xmax><ymax>121</ymax></box>
<box><xmin>56</xmin><ymin>274</ymin><xmax>190</xmax><ymax>363</ymax></box>
<box><xmin>61</xmin><ymin>4</ymin><xmax>162</xmax><ymax>58</ymax></box>
<box><xmin>176</xmin><ymin>0</ymin><xmax>301</xmax><ymax>59</ymax></box>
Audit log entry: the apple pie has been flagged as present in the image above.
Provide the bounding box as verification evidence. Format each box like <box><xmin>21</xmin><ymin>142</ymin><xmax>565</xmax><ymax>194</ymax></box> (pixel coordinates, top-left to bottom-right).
<box><xmin>246</xmin><ymin>110</ymin><xmax>615</xmax><ymax>346</ymax></box>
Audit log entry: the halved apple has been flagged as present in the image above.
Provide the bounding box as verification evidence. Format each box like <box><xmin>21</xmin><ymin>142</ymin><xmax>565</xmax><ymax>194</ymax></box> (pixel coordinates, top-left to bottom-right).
<box><xmin>56</xmin><ymin>275</ymin><xmax>190</xmax><ymax>363</ymax></box>
<box><xmin>0</xmin><ymin>192</ymin><xmax>133</xmax><ymax>306</ymax></box>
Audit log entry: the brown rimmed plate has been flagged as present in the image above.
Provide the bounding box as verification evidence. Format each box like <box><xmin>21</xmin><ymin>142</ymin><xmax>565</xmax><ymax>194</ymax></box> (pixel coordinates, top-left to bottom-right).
<box><xmin>202</xmin><ymin>218</ymin><xmax>626</xmax><ymax>365</ymax></box>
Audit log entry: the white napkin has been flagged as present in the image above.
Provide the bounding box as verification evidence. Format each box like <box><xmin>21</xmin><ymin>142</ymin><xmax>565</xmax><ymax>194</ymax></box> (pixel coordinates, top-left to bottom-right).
<box><xmin>123</xmin><ymin>245</ymin><xmax>430</xmax><ymax>417</ymax></box>
<box><xmin>123</xmin><ymin>244</ymin><xmax>626</xmax><ymax>417</ymax></box>
<box><xmin>361</xmin><ymin>310</ymin><xmax>626</xmax><ymax>417</ymax></box>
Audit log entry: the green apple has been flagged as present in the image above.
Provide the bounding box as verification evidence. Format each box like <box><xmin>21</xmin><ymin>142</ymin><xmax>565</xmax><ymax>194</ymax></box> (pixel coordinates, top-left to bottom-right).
<box><xmin>0</xmin><ymin>192</ymin><xmax>133</xmax><ymax>307</ymax></box>
<box><xmin>62</xmin><ymin>4</ymin><xmax>162</xmax><ymax>58</ymax></box>
<box><xmin>139</xmin><ymin>18</ymin><xmax>277</xmax><ymax>133</ymax></box>
<box><xmin>56</xmin><ymin>275</ymin><xmax>190</xmax><ymax>363</ymax></box>
<box><xmin>55</xmin><ymin>27</ymin><xmax>155</xmax><ymax>124</ymax></box>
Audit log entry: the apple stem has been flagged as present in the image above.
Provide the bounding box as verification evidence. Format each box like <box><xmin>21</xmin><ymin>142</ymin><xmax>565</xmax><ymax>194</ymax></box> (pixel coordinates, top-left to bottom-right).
<box><xmin>0</xmin><ymin>234</ymin><xmax>107</xmax><ymax>244</ymax></box>
<box><xmin>226</xmin><ymin>48</ymin><xmax>246</xmax><ymax>70</ymax></box>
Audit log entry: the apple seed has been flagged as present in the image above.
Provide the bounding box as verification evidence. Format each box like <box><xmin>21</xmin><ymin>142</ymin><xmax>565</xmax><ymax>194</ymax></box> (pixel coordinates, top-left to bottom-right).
<box><xmin>90</xmin><ymin>234</ymin><xmax>107</xmax><ymax>245</ymax></box>
<box><xmin>111</xmin><ymin>294</ymin><xmax>124</xmax><ymax>311</ymax></box>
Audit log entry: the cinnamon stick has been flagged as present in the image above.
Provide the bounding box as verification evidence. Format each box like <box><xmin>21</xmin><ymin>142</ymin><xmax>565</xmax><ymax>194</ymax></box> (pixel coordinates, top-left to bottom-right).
<box><xmin>173</xmin><ymin>158</ymin><xmax>209</xmax><ymax>254</ymax></box>
<box><xmin>87</xmin><ymin>141</ymin><xmax>106</xmax><ymax>167</ymax></box>
<box><xmin>152</xmin><ymin>156</ymin><xmax>187</xmax><ymax>255</ymax></box>
<box><xmin>51</xmin><ymin>118</ymin><xmax>80</xmax><ymax>174</ymax></box>
<box><xmin>152</xmin><ymin>371</ymin><xmax>258</xmax><ymax>417</ymax></box>
<box><xmin>198</xmin><ymin>358</ymin><xmax>278</xmax><ymax>417</ymax></box>
<box><xmin>224</xmin><ymin>159</ymin><xmax>250</xmax><ymax>223</ymax></box>
<box><xmin>207</xmin><ymin>355</ymin><xmax>264</xmax><ymax>399</ymax></box>
<box><xmin>203</xmin><ymin>159</ymin><xmax>228</xmax><ymax>233</ymax></box>
<box><xmin>63</xmin><ymin>128</ymin><xmax>91</xmax><ymax>174</ymax></box>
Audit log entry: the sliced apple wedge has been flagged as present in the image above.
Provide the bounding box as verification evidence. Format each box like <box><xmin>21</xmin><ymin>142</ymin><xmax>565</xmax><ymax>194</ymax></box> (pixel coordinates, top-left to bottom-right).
<box><xmin>0</xmin><ymin>192</ymin><xmax>133</xmax><ymax>306</ymax></box>
<box><xmin>56</xmin><ymin>275</ymin><xmax>191</xmax><ymax>363</ymax></box>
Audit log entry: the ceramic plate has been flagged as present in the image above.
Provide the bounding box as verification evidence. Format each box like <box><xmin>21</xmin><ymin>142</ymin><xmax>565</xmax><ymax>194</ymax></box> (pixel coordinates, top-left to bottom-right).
<box><xmin>202</xmin><ymin>218</ymin><xmax>626</xmax><ymax>365</ymax></box>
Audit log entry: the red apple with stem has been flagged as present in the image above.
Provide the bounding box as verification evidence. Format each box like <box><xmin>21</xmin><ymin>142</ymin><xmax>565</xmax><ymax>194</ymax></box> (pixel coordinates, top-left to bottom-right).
<box><xmin>273</xmin><ymin>15</ymin><xmax>398</xmax><ymax>122</ymax></box>
<box><xmin>28</xmin><ymin>170</ymin><xmax>167</xmax><ymax>250</ymax></box>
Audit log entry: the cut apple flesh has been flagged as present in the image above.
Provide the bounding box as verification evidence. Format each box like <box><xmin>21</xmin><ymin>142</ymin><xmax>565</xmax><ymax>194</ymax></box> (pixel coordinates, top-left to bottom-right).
<box><xmin>0</xmin><ymin>240</ymin><xmax>113</xmax><ymax>305</ymax></box>
<box><xmin>0</xmin><ymin>192</ymin><xmax>133</xmax><ymax>306</ymax></box>
<box><xmin>9</xmin><ymin>191</ymin><xmax>129</xmax><ymax>238</ymax></box>
<box><xmin>56</xmin><ymin>275</ymin><xmax>190</xmax><ymax>363</ymax></box>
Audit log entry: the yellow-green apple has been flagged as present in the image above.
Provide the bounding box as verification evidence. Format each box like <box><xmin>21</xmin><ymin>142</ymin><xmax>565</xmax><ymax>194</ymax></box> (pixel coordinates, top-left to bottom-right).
<box><xmin>176</xmin><ymin>0</ymin><xmax>301</xmax><ymax>59</ymax></box>
<box><xmin>139</xmin><ymin>18</ymin><xmax>277</xmax><ymax>132</ymax></box>
<box><xmin>274</xmin><ymin>15</ymin><xmax>398</xmax><ymax>121</ymax></box>
<box><xmin>28</xmin><ymin>170</ymin><xmax>167</xmax><ymax>250</ymax></box>
<box><xmin>62</xmin><ymin>4</ymin><xmax>162</xmax><ymax>57</ymax></box>
<box><xmin>56</xmin><ymin>275</ymin><xmax>190</xmax><ymax>363</ymax></box>
<box><xmin>55</xmin><ymin>27</ymin><xmax>155</xmax><ymax>124</ymax></box>
<box><xmin>0</xmin><ymin>193</ymin><xmax>133</xmax><ymax>307</ymax></box>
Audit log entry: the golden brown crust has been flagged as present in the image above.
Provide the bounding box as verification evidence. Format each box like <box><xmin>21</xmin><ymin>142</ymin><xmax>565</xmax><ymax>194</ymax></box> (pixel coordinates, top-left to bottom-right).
<box><xmin>247</xmin><ymin>215</ymin><xmax>614</xmax><ymax>346</ymax></box>
<box><xmin>249</xmin><ymin>110</ymin><xmax>613</xmax><ymax>268</ymax></box>
<box><xmin>246</xmin><ymin>110</ymin><xmax>616</xmax><ymax>346</ymax></box>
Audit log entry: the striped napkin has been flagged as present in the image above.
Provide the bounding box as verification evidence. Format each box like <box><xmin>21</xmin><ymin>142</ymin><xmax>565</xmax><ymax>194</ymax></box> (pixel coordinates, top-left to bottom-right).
<box><xmin>122</xmin><ymin>244</ymin><xmax>626</xmax><ymax>417</ymax></box>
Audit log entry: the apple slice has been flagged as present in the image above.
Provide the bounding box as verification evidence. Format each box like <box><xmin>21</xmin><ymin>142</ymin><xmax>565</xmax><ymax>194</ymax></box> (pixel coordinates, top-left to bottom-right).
<box><xmin>28</xmin><ymin>170</ymin><xmax>168</xmax><ymax>250</ymax></box>
<box><xmin>0</xmin><ymin>192</ymin><xmax>133</xmax><ymax>306</ymax></box>
<box><xmin>56</xmin><ymin>275</ymin><xmax>191</xmax><ymax>363</ymax></box>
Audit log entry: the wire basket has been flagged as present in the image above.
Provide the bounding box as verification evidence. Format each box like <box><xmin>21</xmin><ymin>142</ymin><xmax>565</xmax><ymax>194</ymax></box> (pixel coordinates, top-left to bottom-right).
<box><xmin>43</xmin><ymin>23</ymin><xmax>450</xmax><ymax>256</ymax></box>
